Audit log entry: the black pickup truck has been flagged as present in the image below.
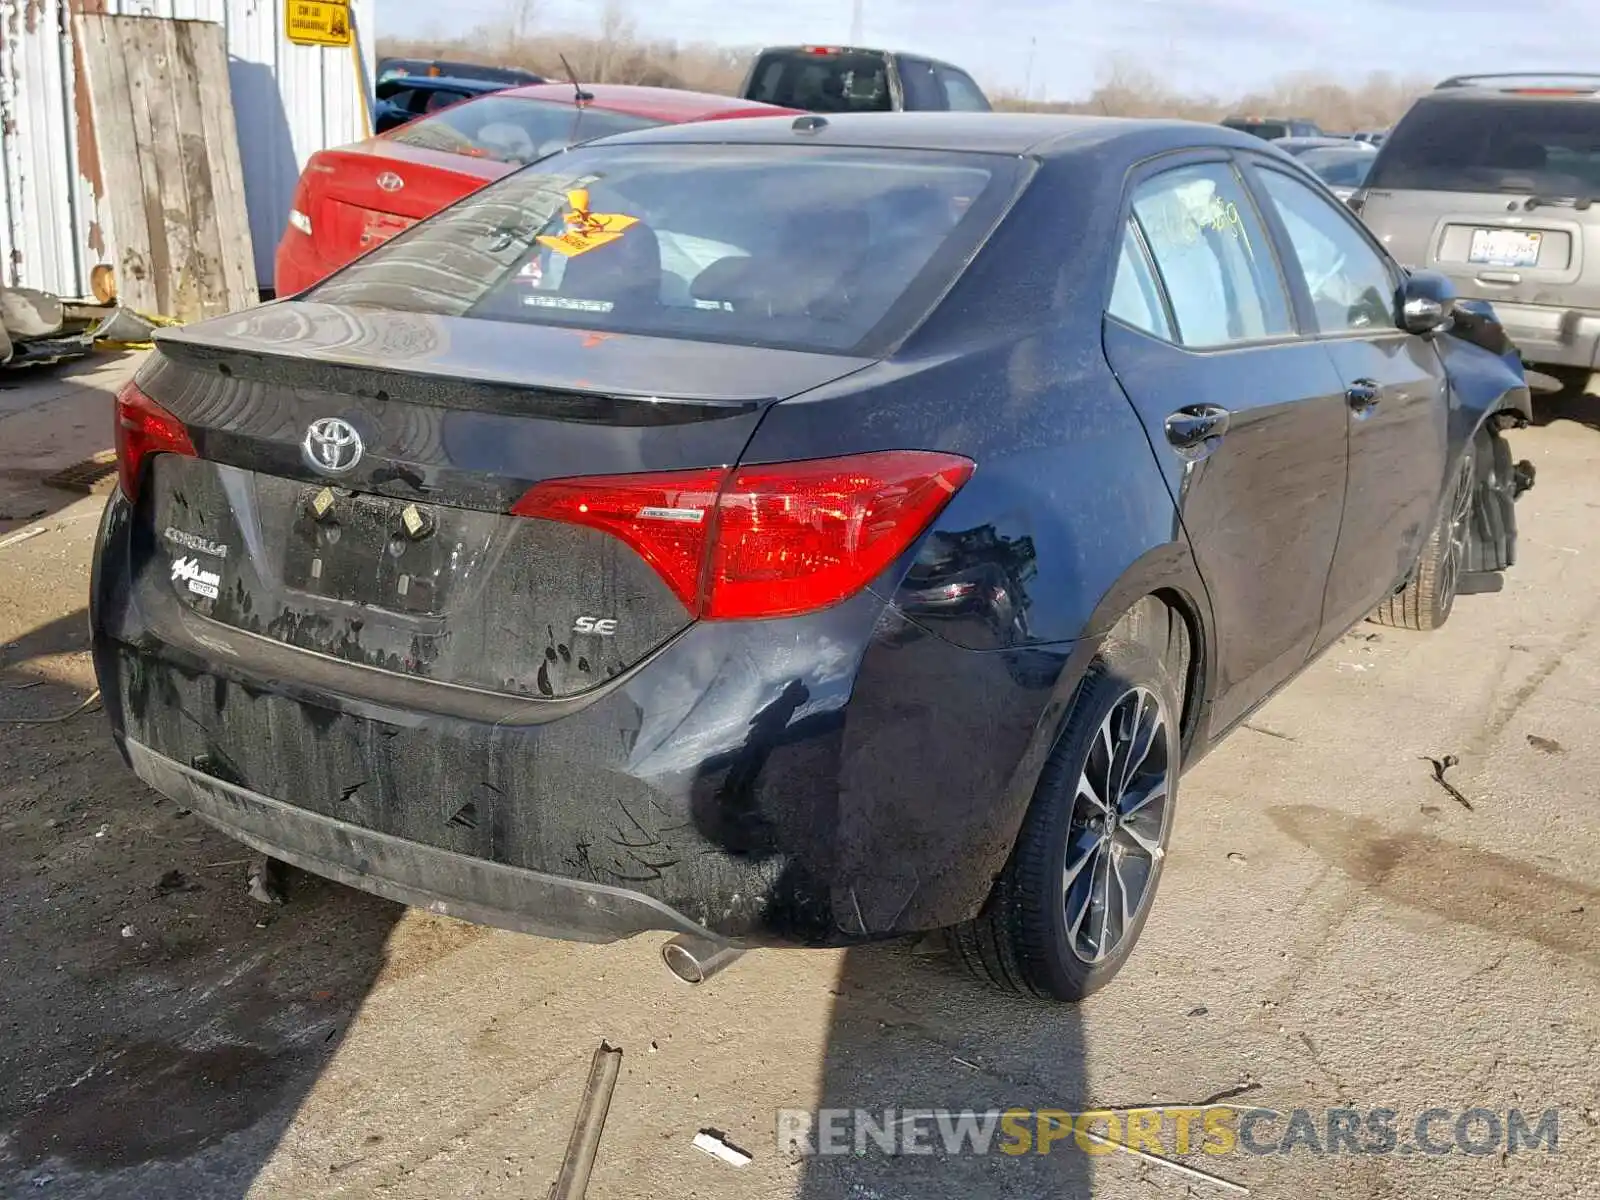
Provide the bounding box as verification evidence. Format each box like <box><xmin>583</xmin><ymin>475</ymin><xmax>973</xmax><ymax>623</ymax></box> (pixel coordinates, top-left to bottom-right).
<box><xmin>740</xmin><ymin>45</ymin><xmax>990</xmax><ymax>113</ymax></box>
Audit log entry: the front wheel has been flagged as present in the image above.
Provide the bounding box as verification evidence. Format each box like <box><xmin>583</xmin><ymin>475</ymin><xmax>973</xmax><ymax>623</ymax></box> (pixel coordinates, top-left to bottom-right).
<box><xmin>1371</xmin><ymin>438</ymin><xmax>1479</xmax><ymax>631</ymax></box>
<box><xmin>950</xmin><ymin>637</ymin><xmax>1180</xmax><ymax>1002</ymax></box>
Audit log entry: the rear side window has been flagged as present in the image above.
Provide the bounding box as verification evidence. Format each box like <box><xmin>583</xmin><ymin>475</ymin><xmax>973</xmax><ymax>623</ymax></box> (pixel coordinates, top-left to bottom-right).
<box><xmin>1108</xmin><ymin>222</ymin><xmax>1172</xmax><ymax>340</ymax></box>
<box><xmin>937</xmin><ymin>66</ymin><xmax>990</xmax><ymax>112</ymax></box>
<box><xmin>1131</xmin><ymin>162</ymin><xmax>1293</xmax><ymax>347</ymax></box>
<box><xmin>311</xmin><ymin>143</ymin><xmax>1027</xmax><ymax>356</ymax></box>
<box><xmin>746</xmin><ymin>51</ymin><xmax>893</xmax><ymax>112</ymax></box>
<box><xmin>1368</xmin><ymin>97</ymin><xmax>1600</xmax><ymax>195</ymax></box>
<box><xmin>388</xmin><ymin>96</ymin><xmax>661</xmax><ymax>167</ymax></box>
<box><xmin>897</xmin><ymin>57</ymin><xmax>946</xmax><ymax>111</ymax></box>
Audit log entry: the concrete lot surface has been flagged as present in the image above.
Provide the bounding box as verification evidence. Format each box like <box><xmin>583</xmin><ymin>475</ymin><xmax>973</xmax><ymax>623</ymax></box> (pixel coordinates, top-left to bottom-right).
<box><xmin>0</xmin><ymin>355</ymin><xmax>1595</xmax><ymax>1199</ymax></box>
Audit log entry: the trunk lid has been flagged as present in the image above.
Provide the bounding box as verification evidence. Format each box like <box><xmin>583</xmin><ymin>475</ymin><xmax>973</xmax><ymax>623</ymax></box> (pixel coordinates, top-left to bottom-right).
<box><xmin>301</xmin><ymin>142</ymin><xmax>510</xmax><ymax>270</ymax></box>
<box><xmin>133</xmin><ymin>301</ymin><xmax>872</xmax><ymax>701</ymax></box>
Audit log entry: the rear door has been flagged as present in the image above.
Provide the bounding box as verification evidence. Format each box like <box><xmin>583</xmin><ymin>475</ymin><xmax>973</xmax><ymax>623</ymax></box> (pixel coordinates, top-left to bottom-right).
<box><xmin>1359</xmin><ymin>95</ymin><xmax>1600</xmax><ymax>316</ymax></box>
<box><xmin>1104</xmin><ymin>155</ymin><xmax>1351</xmax><ymax>734</ymax></box>
<box><xmin>1245</xmin><ymin>158</ymin><xmax>1449</xmax><ymax>643</ymax></box>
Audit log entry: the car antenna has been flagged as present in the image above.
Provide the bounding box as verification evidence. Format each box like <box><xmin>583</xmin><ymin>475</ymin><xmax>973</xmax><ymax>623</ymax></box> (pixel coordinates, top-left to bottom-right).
<box><xmin>559</xmin><ymin>54</ymin><xmax>594</xmax><ymax>106</ymax></box>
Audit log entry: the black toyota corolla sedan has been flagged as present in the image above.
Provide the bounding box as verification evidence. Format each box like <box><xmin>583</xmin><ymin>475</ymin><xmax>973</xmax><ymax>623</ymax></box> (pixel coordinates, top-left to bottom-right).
<box><xmin>92</xmin><ymin>114</ymin><xmax>1533</xmax><ymax>1001</ymax></box>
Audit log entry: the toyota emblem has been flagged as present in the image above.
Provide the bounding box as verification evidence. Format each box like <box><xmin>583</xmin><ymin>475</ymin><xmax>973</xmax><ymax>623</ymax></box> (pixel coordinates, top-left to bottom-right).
<box><xmin>375</xmin><ymin>171</ymin><xmax>404</xmax><ymax>193</ymax></box>
<box><xmin>303</xmin><ymin>417</ymin><xmax>364</xmax><ymax>474</ymax></box>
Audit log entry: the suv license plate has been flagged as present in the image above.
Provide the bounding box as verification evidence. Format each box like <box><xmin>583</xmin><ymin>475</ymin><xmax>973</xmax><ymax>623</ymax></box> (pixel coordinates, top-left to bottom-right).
<box><xmin>1469</xmin><ymin>229</ymin><xmax>1542</xmax><ymax>268</ymax></box>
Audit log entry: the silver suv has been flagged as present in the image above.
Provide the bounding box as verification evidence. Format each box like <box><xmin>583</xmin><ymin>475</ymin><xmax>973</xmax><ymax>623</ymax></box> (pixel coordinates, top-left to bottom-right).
<box><xmin>1356</xmin><ymin>74</ymin><xmax>1600</xmax><ymax>375</ymax></box>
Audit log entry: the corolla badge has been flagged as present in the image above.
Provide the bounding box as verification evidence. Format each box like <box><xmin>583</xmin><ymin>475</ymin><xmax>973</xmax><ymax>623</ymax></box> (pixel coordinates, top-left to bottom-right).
<box><xmin>375</xmin><ymin>171</ymin><xmax>404</xmax><ymax>192</ymax></box>
<box><xmin>303</xmin><ymin>417</ymin><xmax>364</xmax><ymax>474</ymax></box>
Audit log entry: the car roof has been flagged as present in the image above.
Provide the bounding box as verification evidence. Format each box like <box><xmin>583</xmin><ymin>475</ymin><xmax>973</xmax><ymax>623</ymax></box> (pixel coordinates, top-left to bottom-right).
<box><xmin>594</xmin><ymin>111</ymin><xmax>1280</xmax><ymax>159</ymax></box>
<box><xmin>1433</xmin><ymin>72</ymin><xmax>1600</xmax><ymax>97</ymax></box>
<box><xmin>753</xmin><ymin>44</ymin><xmax>971</xmax><ymax>72</ymax></box>
<box><xmin>497</xmin><ymin>83</ymin><xmax>796</xmax><ymax>121</ymax></box>
<box><xmin>388</xmin><ymin>76</ymin><xmax>506</xmax><ymax>94</ymax></box>
<box><xmin>1276</xmin><ymin>136</ymin><xmax>1372</xmax><ymax>151</ymax></box>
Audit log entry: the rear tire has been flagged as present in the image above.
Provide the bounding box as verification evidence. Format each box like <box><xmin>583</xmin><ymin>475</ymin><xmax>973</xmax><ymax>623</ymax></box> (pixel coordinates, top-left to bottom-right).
<box><xmin>1371</xmin><ymin>436</ymin><xmax>1479</xmax><ymax>632</ymax></box>
<box><xmin>950</xmin><ymin>637</ymin><xmax>1180</xmax><ymax>1002</ymax></box>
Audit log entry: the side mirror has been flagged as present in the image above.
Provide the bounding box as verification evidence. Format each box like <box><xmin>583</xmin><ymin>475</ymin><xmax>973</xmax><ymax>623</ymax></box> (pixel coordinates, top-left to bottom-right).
<box><xmin>1399</xmin><ymin>270</ymin><xmax>1456</xmax><ymax>335</ymax></box>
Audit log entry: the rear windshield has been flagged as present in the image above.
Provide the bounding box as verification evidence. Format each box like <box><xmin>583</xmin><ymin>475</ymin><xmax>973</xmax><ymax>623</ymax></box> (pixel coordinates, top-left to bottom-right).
<box><xmin>1367</xmin><ymin>97</ymin><xmax>1600</xmax><ymax>195</ymax></box>
<box><xmin>1298</xmin><ymin>147</ymin><xmax>1376</xmax><ymax>188</ymax></box>
<box><xmin>1224</xmin><ymin>120</ymin><xmax>1289</xmax><ymax>140</ymax></box>
<box><xmin>310</xmin><ymin>142</ymin><xmax>1025</xmax><ymax>355</ymax></box>
<box><xmin>387</xmin><ymin>96</ymin><xmax>663</xmax><ymax>167</ymax></box>
<box><xmin>746</xmin><ymin>51</ymin><xmax>893</xmax><ymax>113</ymax></box>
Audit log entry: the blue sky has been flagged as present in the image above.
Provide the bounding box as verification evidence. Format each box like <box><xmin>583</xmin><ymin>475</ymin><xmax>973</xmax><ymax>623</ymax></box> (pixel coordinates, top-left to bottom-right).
<box><xmin>380</xmin><ymin>0</ymin><xmax>1595</xmax><ymax>100</ymax></box>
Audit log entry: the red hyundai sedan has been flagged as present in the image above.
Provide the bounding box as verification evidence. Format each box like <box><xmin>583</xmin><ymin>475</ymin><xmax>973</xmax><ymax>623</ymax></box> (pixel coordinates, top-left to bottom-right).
<box><xmin>274</xmin><ymin>84</ymin><xmax>798</xmax><ymax>295</ymax></box>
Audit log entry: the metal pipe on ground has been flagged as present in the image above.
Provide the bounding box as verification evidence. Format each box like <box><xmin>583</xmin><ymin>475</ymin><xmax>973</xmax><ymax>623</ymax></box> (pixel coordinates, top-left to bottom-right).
<box><xmin>661</xmin><ymin>933</ymin><xmax>745</xmax><ymax>984</ymax></box>
<box><xmin>549</xmin><ymin>1042</ymin><xmax>624</xmax><ymax>1200</ymax></box>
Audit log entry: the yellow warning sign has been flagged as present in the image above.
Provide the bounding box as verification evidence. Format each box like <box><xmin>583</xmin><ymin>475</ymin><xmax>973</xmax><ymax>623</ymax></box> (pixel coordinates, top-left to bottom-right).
<box><xmin>286</xmin><ymin>0</ymin><xmax>352</xmax><ymax>48</ymax></box>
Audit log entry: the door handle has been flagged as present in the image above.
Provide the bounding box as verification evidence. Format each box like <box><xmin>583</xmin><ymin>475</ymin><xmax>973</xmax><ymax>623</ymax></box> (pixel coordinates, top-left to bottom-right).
<box><xmin>1164</xmin><ymin>405</ymin><xmax>1231</xmax><ymax>458</ymax></box>
<box><xmin>1475</xmin><ymin>271</ymin><xmax>1522</xmax><ymax>286</ymax></box>
<box><xmin>1346</xmin><ymin>379</ymin><xmax>1381</xmax><ymax>413</ymax></box>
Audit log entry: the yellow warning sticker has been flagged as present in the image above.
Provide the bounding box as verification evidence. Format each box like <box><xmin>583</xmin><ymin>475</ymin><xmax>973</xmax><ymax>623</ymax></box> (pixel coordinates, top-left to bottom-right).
<box><xmin>285</xmin><ymin>0</ymin><xmax>352</xmax><ymax>47</ymax></box>
<box><xmin>535</xmin><ymin>189</ymin><xmax>639</xmax><ymax>258</ymax></box>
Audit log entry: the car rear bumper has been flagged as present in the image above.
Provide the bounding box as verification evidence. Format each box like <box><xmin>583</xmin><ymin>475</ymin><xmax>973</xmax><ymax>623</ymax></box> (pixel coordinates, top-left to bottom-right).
<box><xmin>92</xmin><ymin>489</ymin><xmax>1072</xmax><ymax>947</ymax></box>
<box><xmin>273</xmin><ymin>229</ymin><xmax>339</xmax><ymax>297</ymax></box>
<box><xmin>1482</xmin><ymin>300</ymin><xmax>1600</xmax><ymax>371</ymax></box>
<box><xmin>122</xmin><ymin>737</ymin><xmax>719</xmax><ymax>944</ymax></box>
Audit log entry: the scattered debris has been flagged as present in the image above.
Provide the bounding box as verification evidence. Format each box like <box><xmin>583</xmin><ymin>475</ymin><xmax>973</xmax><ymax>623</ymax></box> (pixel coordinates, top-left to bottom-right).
<box><xmin>1421</xmin><ymin>755</ymin><xmax>1474</xmax><ymax>811</ymax></box>
<box><xmin>0</xmin><ymin>525</ymin><xmax>48</xmax><ymax>552</ymax></box>
<box><xmin>1188</xmin><ymin>1005</ymin><xmax>1209</xmax><ymax>1017</ymax></box>
<box><xmin>200</xmin><ymin>858</ymin><xmax>251</xmax><ymax>870</ymax></box>
<box><xmin>693</xmin><ymin>1130</ymin><xmax>753</xmax><ymax>1168</ymax></box>
<box><xmin>119</xmin><ymin>924</ymin><xmax>135</xmax><ymax>939</ymax></box>
<box><xmin>1420</xmin><ymin>805</ymin><xmax>1442</xmax><ymax>817</ymax></box>
<box><xmin>93</xmin><ymin>824</ymin><xmax>109</xmax><ymax>839</ymax></box>
<box><xmin>1243</xmin><ymin>723</ymin><xmax>1296</xmax><ymax>743</ymax></box>
<box><xmin>4</xmin><ymin>688</ymin><xmax>102</xmax><ymax>726</ymax></box>
<box><xmin>1226</xmin><ymin>852</ymin><xmax>1247</xmax><ymax>864</ymax></box>
<box><xmin>550</xmin><ymin>1043</ymin><xmax>624</xmax><ymax>1199</ymax></box>
<box><xmin>1196</xmin><ymin>1080</ymin><xmax>1263</xmax><ymax>1107</ymax></box>
<box><xmin>1526</xmin><ymin>734</ymin><xmax>1565</xmax><ymax>755</ymax></box>
<box><xmin>154</xmin><ymin>869</ymin><xmax>200</xmax><ymax>896</ymax></box>
<box><xmin>951</xmin><ymin>1055</ymin><xmax>981</xmax><ymax>1071</ymax></box>
<box><xmin>5</xmin><ymin>679</ymin><xmax>44</xmax><ymax>691</ymax></box>
<box><xmin>247</xmin><ymin>855</ymin><xmax>288</xmax><ymax>905</ymax></box>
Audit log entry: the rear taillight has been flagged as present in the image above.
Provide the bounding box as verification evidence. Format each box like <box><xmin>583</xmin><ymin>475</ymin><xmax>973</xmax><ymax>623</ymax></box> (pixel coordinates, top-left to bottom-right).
<box><xmin>512</xmin><ymin>450</ymin><xmax>974</xmax><ymax>620</ymax></box>
<box><xmin>115</xmin><ymin>381</ymin><xmax>196</xmax><ymax>502</ymax></box>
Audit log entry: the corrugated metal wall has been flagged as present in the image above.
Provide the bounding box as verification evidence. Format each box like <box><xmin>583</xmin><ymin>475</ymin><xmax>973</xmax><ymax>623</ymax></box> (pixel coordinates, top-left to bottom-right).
<box><xmin>0</xmin><ymin>0</ymin><xmax>374</xmax><ymax>298</ymax></box>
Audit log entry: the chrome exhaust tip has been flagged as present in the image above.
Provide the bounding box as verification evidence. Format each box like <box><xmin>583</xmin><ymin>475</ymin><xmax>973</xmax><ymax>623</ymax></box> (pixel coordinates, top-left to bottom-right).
<box><xmin>662</xmin><ymin>933</ymin><xmax>744</xmax><ymax>984</ymax></box>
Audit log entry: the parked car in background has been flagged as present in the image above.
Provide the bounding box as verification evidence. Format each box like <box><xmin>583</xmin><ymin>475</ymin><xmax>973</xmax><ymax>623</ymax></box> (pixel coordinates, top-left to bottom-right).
<box><xmin>376</xmin><ymin>57</ymin><xmax>545</xmax><ymax>87</ymax></box>
<box><xmin>1293</xmin><ymin>143</ymin><xmax>1379</xmax><ymax>202</ymax></box>
<box><xmin>1271</xmin><ymin>137</ymin><xmax>1378</xmax><ymax>203</ymax></box>
<box><xmin>108</xmin><ymin>113</ymin><xmax>1531</xmax><ymax>1004</ymax></box>
<box><xmin>1221</xmin><ymin>114</ymin><xmax>1323</xmax><ymax>140</ymax></box>
<box><xmin>373</xmin><ymin>75</ymin><xmax>507</xmax><ymax>135</ymax></box>
<box><xmin>1356</xmin><ymin>73</ymin><xmax>1600</xmax><ymax>374</ymax></box>
<box><xmin>275</xmin><ymin>85</ymin><xmax>798</xmax><ymax>296</ymax></box>
<box><xmin>741</xmin><ymin>45</ymin><xmax>990</xmax><ymax>112</ymax></box>
<box><xmin>1352</xmin><ymin>129</ymin><xmax>1388</xmax><ymax>146</ymax></box>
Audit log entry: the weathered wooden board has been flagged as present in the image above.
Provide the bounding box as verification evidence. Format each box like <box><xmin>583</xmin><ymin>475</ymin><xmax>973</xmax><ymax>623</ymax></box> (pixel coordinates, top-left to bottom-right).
<box><xmin>74</xmin><ymin>14</ymin><xmax>258</xmax><ymax>321</ymax></box>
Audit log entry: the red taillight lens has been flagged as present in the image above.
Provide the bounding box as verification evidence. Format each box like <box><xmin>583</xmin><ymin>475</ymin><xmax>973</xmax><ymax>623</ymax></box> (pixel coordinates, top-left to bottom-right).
<box><xmin>512</xmin><ymin>451</ymin><xmax>974</xmax><ymax>621</ymax></box>
<box><xmin>114</xmin><ymin>381</ymin><xmax>196</xmax><ymax>502</ymax></box>
<box><xmin>511</xmin><ymin>467</ymin><xmax>726</xmax><ymax>612</ymax></box>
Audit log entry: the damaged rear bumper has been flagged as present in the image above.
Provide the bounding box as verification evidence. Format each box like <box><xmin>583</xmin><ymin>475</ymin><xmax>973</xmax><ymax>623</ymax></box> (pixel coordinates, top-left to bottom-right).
<box><xmin>123</xmin><ymin>738</ymin><xmax>719</xmax><ymax>944</ymax></box>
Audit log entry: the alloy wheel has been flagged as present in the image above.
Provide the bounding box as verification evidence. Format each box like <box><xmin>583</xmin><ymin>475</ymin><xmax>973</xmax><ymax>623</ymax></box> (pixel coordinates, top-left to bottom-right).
<box><xmin>1063</xmin><ymin>686</ymin><xmax>1172</xmax><ymax>964</ymax></box>
<box><xmin>1437</xmin><ymin>455</ymin><xmax>1476</xmax><ymax>610</ymax></box>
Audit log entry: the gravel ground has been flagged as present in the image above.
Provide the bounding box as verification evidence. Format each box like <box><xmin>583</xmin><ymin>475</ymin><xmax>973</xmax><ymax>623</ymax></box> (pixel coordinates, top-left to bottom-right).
<box><xmin>0</xmin><ymin>355</ymin><xmax>1595</xmax><ymax>1199</ymax></box>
